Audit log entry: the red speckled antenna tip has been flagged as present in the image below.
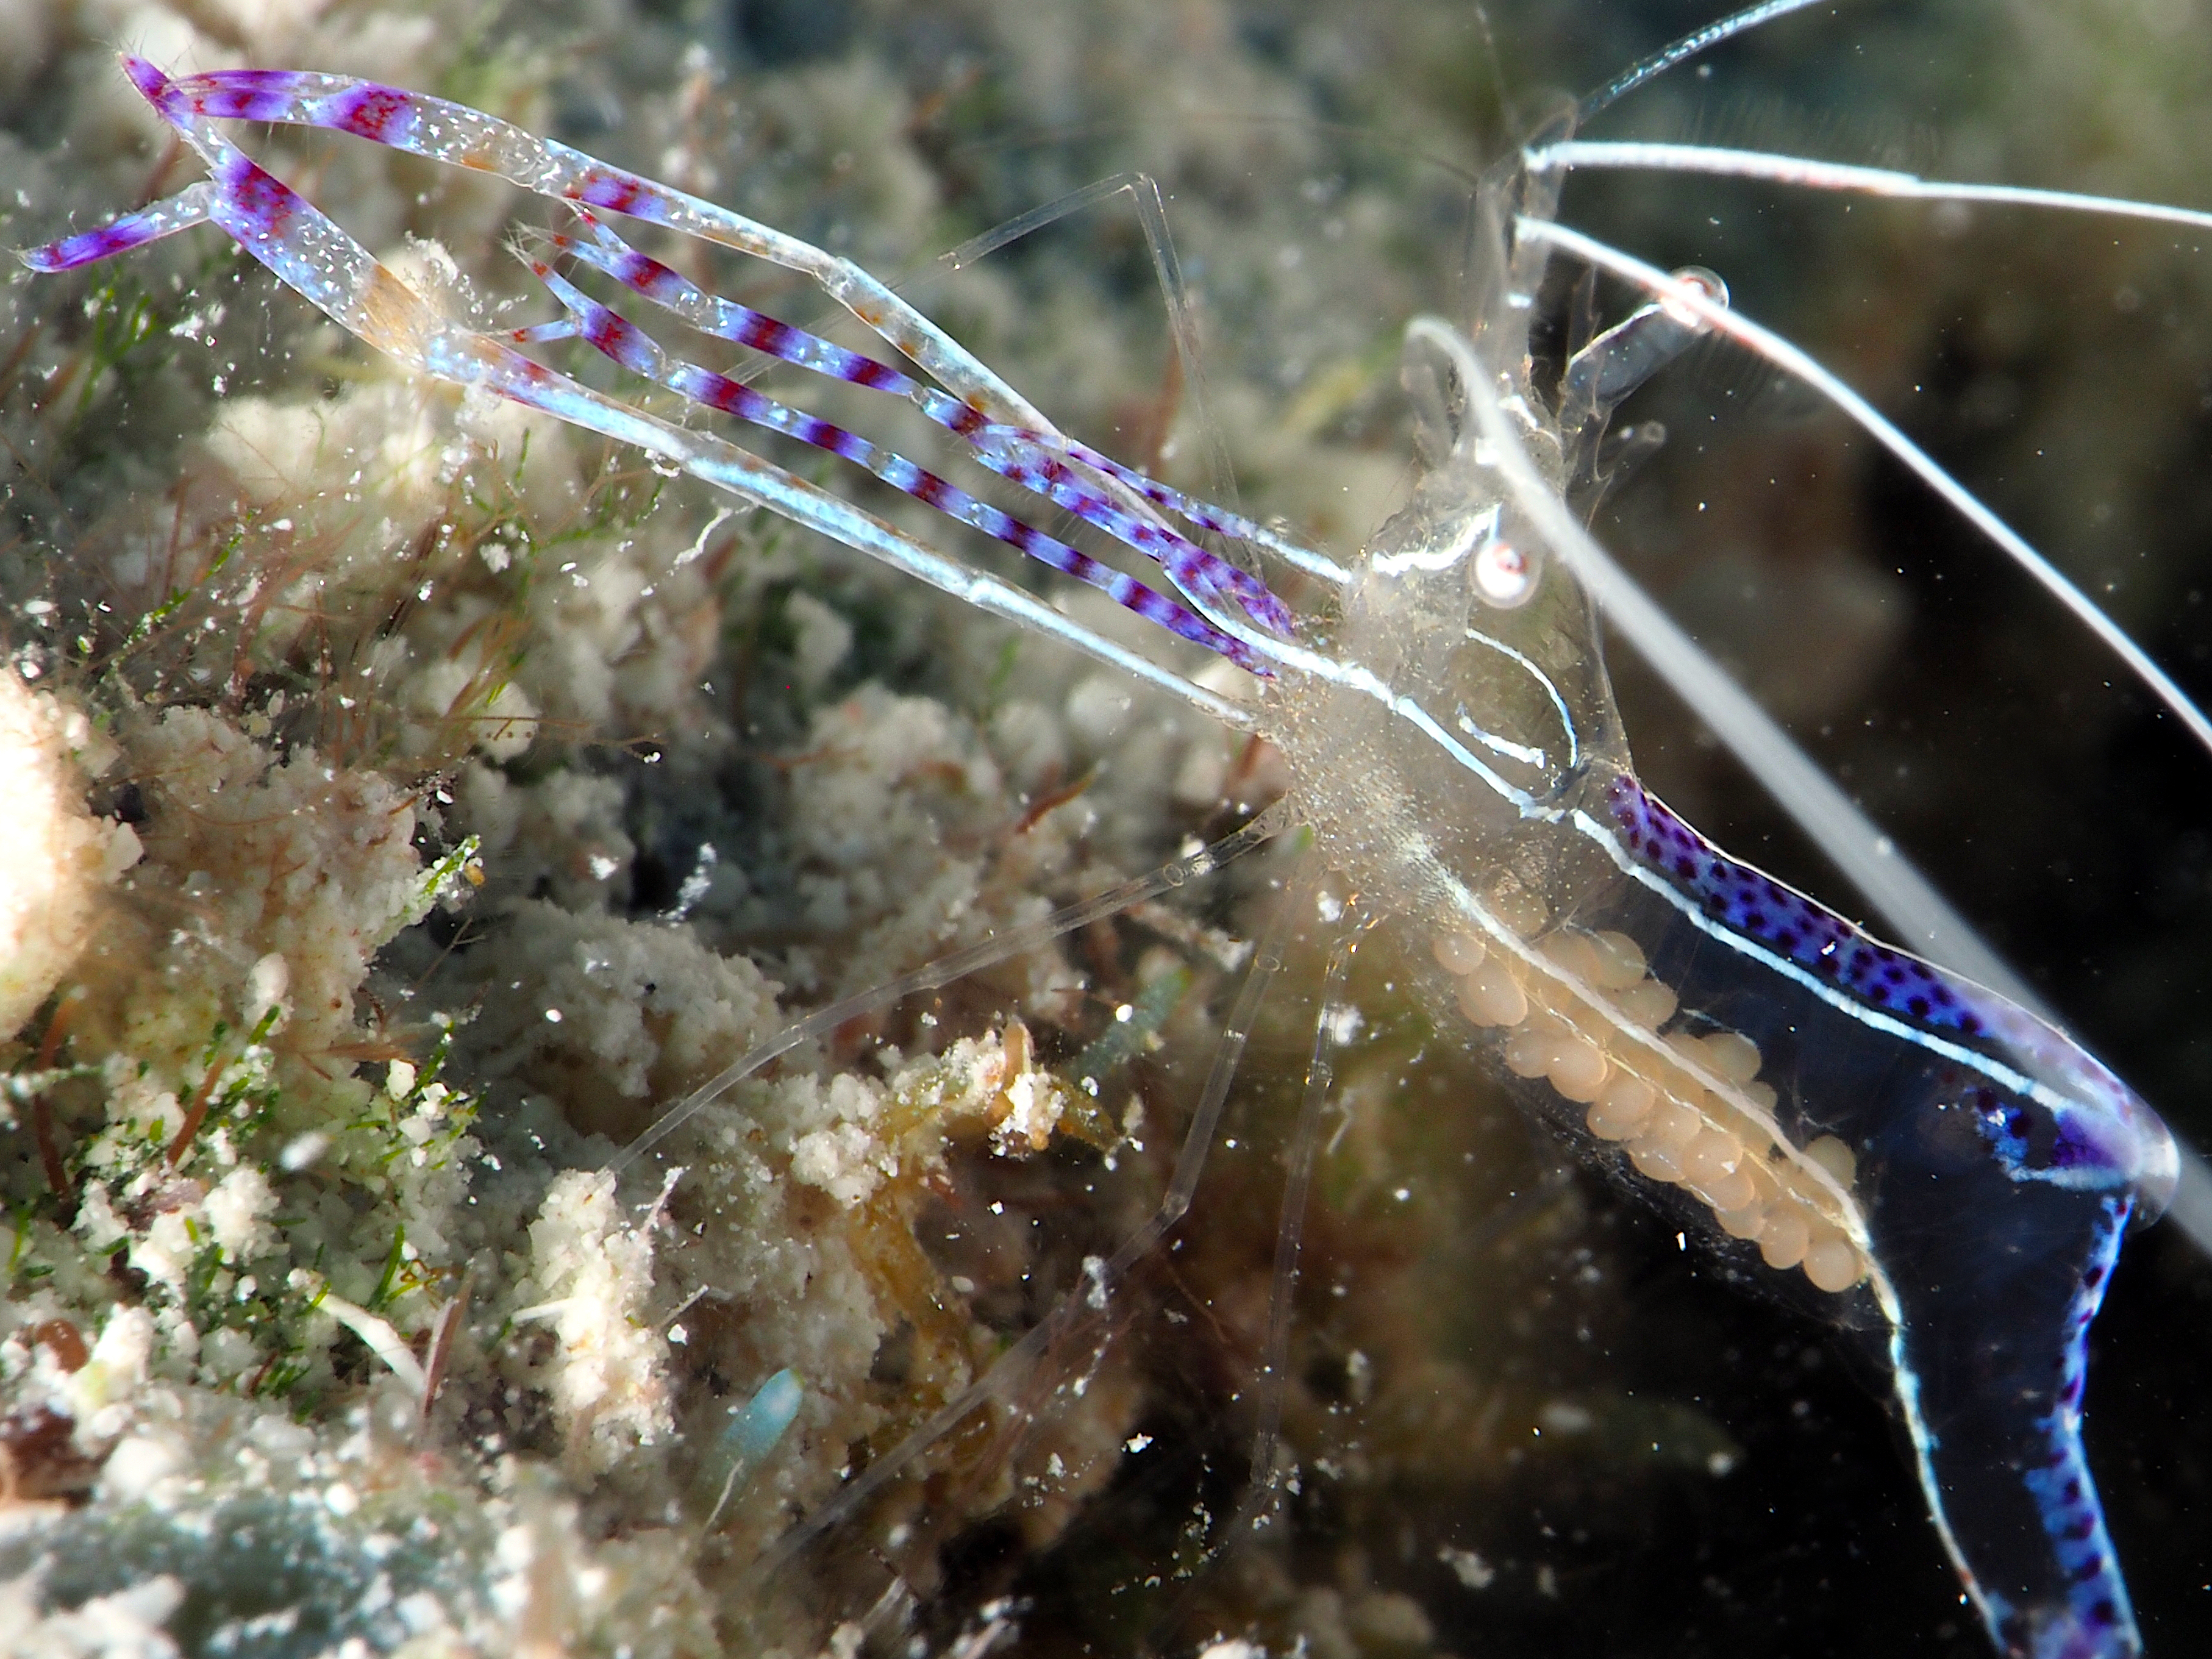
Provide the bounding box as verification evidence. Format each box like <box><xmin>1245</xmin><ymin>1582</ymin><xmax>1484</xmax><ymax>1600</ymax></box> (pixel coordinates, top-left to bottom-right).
<box><xmin>119</xmin><ymin>54</ymin><xmax>174</xmax><ymax>109</ymax></box>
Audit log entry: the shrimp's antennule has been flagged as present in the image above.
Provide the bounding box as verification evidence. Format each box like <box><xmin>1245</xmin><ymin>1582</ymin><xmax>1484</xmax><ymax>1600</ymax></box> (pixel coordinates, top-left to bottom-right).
<box><xmin>1527</xmin><ymin>140</ymin><xmax>2212</xmax><ymax>235</ymax></box>
<box><xmin>1577</xmin><ymin>0</ymin><xmax>1841</xmax><ymax>121</ymax></box>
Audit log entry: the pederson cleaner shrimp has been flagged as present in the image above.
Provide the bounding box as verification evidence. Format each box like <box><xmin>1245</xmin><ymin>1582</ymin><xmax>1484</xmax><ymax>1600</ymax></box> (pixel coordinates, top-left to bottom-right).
<box><xmin>17</xmin><ymin>3</ymin><xmax>2211</xmax><ymax>1655</ymax></box>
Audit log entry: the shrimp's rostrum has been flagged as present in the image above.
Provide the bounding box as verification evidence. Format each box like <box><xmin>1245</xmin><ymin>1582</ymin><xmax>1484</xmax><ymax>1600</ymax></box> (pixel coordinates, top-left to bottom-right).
<box><xmin>13</xmin><ymin>2</ymin><xmax>2211</xmax><ymax>1657</ymax></box>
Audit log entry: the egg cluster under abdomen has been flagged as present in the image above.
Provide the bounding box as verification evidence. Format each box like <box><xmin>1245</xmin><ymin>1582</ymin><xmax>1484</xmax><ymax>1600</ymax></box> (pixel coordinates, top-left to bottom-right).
<box><xmin>1432</xmin><ymin>916</ymin><xmax>1868</xmax><ymax>1295</ymax></box>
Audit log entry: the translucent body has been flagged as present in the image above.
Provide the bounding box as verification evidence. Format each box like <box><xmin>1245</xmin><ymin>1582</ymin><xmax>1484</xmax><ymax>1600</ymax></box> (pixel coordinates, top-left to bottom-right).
<box><xmin>1282</xmin><ymin>428</ymin><xmax>2175</xmax><ymax>1653</ymax></box>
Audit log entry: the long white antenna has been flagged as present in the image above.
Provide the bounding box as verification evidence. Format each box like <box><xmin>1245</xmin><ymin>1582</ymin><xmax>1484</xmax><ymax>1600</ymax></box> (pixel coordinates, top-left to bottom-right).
<box><xmin>1528</xmin><ymin>140</ymin><xmax>2212</xmax><ymax>235</ymax></box>
<box><xmin>1579</xmin><ymin>0</ymin><xmax>1846</xmax><ymax>120</ymax></box>
<box><xmin>1518</xmin><ymin>217</ymin><xmax>2212</xmax><ymax>765</ymax></box>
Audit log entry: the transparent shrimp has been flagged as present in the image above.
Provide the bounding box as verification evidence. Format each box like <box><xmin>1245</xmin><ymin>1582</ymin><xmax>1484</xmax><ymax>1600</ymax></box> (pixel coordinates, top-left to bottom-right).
<box><xmin>17</xmin><ymin>8</ymin><xmax>2207</xmax><ymax>1655</ymax></box>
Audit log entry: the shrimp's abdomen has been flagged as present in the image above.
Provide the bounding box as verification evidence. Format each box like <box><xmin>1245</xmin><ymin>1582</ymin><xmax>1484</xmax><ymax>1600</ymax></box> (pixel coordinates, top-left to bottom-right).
<box><xmin>1400</xmin><ymin>752</ymin><xmax>2169</xmax><ymax>1659</ymax></box>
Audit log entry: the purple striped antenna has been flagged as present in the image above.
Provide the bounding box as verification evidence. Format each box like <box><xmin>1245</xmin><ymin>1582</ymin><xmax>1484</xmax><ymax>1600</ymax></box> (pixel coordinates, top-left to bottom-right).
<box><xmin>533</xmin><ymin>261</ymin><xmax>1268</xmax><ymax>673</ymax></box>
<box><xmin>540</xmin><ymin>213</ymin><xmax>1294</xmax><ymax>637</ymax></box>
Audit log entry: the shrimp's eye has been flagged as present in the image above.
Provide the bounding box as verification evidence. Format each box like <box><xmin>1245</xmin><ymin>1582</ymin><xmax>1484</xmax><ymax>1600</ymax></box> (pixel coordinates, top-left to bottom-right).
<box><xmin>1475</xmin><ymin>533</ymin><xmax>1538</xmax><ymax>607</ymax></box>
<box><xmin>1659</xmin><ymin>265</ymin><xmax>1730</xmax><ymax>330</ymax></box>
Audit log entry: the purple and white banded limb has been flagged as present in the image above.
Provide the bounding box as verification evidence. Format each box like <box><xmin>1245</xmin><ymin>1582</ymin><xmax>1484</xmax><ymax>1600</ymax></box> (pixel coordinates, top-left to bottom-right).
<box><xmin>17</xmin><ymin>55</ymin><xmax>1318</xmax><ymax>703</ymax></box>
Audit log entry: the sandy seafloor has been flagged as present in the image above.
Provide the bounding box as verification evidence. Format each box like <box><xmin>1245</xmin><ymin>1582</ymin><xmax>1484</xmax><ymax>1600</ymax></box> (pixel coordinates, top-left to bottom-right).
<box><xmin>1</xmin><ymin>0</ymin><xmax>2210</xmax><ymax>1654</ymax></box>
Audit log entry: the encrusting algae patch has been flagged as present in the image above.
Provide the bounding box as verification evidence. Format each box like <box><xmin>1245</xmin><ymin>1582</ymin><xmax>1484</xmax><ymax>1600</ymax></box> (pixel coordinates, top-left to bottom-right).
<box><xmin>0</xmin><ymin>667</ymin><xmax>137</xmax><ymax>1041</ymax></box>
<box><xmin>0</xmin><ymin>7</ymin><xmax>1257</xmax><ymax>1648</ymax></box>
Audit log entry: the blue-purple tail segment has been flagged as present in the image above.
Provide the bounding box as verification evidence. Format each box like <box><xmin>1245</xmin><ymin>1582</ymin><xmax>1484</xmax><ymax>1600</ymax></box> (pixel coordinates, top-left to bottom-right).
<box><xmin>1596</xmin><ymin>771</ymin><xmax>2170</xmax><ymax>1659</ymax></box>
